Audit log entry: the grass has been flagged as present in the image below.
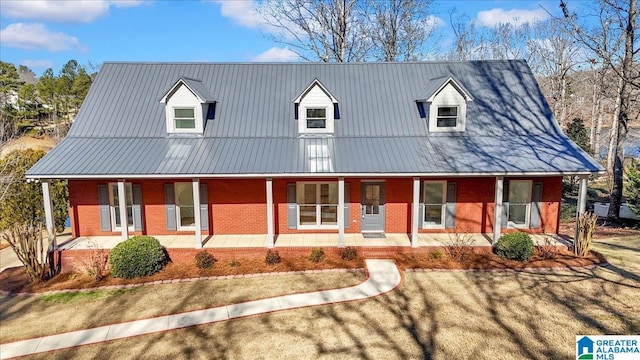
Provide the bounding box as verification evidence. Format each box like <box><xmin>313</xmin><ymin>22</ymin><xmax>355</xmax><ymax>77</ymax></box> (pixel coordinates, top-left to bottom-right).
<box><xmin>0</xmin><ymin>271</ymin><xmax>365</xmax><ymax>344</ymax></box>
<box><xmin>3</xmin><ymin>236</ymin><xmax>639</xmax><ymax>359</ymax></box>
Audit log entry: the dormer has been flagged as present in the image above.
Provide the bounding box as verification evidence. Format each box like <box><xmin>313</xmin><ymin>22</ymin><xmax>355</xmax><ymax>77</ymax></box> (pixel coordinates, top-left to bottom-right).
<box><xmin>293</xmin><ymin>79</ymin><xmax>339</xmax><ymax>134</ymax></box>
<box><xmin>417</xmin><ymin>74</ymin><xmax>473</xmax><ymax>133</ymax></box>
<box><xmin>160</xmin><ymin>77</ymin><xmax>216</xmax><ymax>135</ymax></box>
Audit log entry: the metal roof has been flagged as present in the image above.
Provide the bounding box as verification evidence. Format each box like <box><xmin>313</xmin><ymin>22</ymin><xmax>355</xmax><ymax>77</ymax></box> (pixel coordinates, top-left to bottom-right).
<box><xmin>27</xmin><ymin>60</ymin><xmax>603</xmax><ymax>178</ymax></box>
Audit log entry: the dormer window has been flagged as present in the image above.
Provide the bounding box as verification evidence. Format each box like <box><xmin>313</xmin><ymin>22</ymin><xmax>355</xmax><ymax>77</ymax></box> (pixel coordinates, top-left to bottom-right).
<box><xmin>417</xmin><ymin>74</ymin><xmax>473</xmax><ymax>133</ymax></box>
<box><xmin>306</xmin><ymin>108</ymin><xmax>327</xmax><ymax>129</ymax></box>
<box><xmin>174</xmin><ymin>108</ymin><xmax>196</xmax><ymax>129</ymax></box>
<box><xmin>294</xmin><ymin>79</ymin><xmax>338</xmax><ymax>135</ymax></box>
<box><xmin>436</xmin><ymin>106</ymin><xmax>458</xmax><ymax>128</ymax></box>
<box><xmin>160</xmin><ymin>77</ymin><xmax>215</xmax><ymax>135</ymax></box>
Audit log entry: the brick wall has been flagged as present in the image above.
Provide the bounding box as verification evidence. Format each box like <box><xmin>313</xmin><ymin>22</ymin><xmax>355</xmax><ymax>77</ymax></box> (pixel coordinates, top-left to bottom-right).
<box><xmin>69</xmin><ymin>176</ymin><xmax>562</xmax><ymax>237</ymax></box>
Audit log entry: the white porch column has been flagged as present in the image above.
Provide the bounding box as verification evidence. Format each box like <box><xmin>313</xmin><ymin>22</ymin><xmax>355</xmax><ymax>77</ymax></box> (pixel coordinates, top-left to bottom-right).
<box><xmin>192</xmin><ymin>178</ymin><xmax>202</xmax><ymax>249</ymax></box>
<box><xmin>575</xmin><ymin>175</ymin><xmax>588</xmax><ymax>241</ymax></box>
<box><xmin>338</xmin><ymin>177</ymin><xmax>345</xmax><ymax>247</ymax></box>
<box><xmin>117</xmin><ymin>179</ymin><xmax>128</xmax><ymax>240</ymax></box>
<box><xmin>41</xmin><ymin>180</ymin><xmax>57</xmax><ymax>250</ymax></box>
<box><xmin>411</xmin><ymin>177</ymin><xmax>420</xmax><ymax>248</ymax></box>
<box><xmin>266</xmin><ymin>178</ymin><xmax>274</xmax><ymax>248</ymax></box>
<box><xmin>493</xmin><ymin>176</ymin><xmax>504</xmax><ymax>245</ymax></box>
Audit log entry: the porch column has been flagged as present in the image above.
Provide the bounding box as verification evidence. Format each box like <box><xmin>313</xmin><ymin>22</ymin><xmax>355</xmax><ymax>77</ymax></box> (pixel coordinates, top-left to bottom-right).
<box><xmin>411</xmin><ymin>177</ymin><xmax>420</xmax><ymax>248</ymax></box>
<box><xmin>338</xmin><ymin>177</ymin><xmax>345</xmax><ymax>247</ymax></box>
<box><xmin>493</xmin><ymin>176</ymin><xmax>504</xmax><ymax>245</ymax></box>
<box><xmin>192</xmin><ymin>178</ymin><xmax>202</xmax><ymax>249</ymax></box>
<box><xmin>41</xmin><ymin>180</ymin><xmax>57</xmax><ymax>250</ymax></box>
<box><xmin>575</xmin><ymin>175</ymin><xmax>588</xmax><ymax>241</ymax></box>
<box><xmin>266</xmin><ymin>178</ymin><xmax>274</xmax><ymax>248</ymax></box>
<box><xmin>117</xmin><ymin>179</ymin><xmax>128</xmax><ymax>240</ymax></box>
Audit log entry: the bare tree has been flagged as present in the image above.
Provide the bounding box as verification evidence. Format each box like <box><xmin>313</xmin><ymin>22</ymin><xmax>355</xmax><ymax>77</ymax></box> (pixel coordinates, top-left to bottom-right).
<box><xmin>562</xmin><ymin>0</ymin><xmax>638</xmax><ymax>220</ymax></box>
<box><xmin>259</xmin><ymin>0</ymin><xmax>368</xmax><ymax>62</ymax></box>
<box><xmin>529</xmin><ymin>17</ymin><xmax>583</xmax><ymax>126</ymax></box>
<box><xmin>365</xmin><ymin>0</ymin><xmax>437</xmax><ymax>61</ymax></box>
<box><xmin>447</xmin><ymin>9</ymin><xmax>488</xmax><ymax>60</ymax></box>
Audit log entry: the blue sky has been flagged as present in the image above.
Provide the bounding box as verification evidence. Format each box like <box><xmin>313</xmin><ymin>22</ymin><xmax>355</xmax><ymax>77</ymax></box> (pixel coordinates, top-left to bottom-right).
<box><xmin>0</xmin><ymin>0</ymin><xmax>574</xmax><ymax>76</ymax></box>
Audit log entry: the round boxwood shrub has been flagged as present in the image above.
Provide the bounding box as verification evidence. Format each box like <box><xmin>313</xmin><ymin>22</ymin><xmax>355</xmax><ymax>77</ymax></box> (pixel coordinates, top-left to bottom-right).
<box><xmin>495</xmin><ymin>232</ymin><xmax>534</xmax><ymax>261</ymax></box>
<box><xmin>109</xmin><ymin>236</ymin><xmax>167</xmax><ymax>278</ymax></box>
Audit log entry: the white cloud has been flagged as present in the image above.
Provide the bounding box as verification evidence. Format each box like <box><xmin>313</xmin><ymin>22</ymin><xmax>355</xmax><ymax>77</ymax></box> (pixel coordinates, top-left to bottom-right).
<box><xmin>476</xmin><ymin>8</ymin><xmax>549</xmax><ymax>27</ymax></box>
<box><xmin>0</xmin><ymin>23</ymin><xmax>83</xmax><ymax>52</ymax></box>
<box><xmin>20</xmin><ymin>59</ymin><xmax>55</xmax><ymax>69</ymax></box>
<box><xmin>0</xmin><ymin>0</ymin><xmax>144</xmax><ymax>23</ymax></box>
<box><xmin>253</xmin><ymin>47</ymin><xmax>299</xmax><ymax>62</ymax></box>
<box><xmin>213</xmin><ymin>0</ymin><xmax>262</xmax><ymax>28</ymax></box>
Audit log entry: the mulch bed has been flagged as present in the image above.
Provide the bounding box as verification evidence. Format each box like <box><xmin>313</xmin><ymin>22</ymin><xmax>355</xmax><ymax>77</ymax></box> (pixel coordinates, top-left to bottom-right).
<box><xmin>0</xmin><ymin>253</ymin><xmax>365</xmax><ymax>294</ymax></box>
<box><xmin>559</xmin><ymin>221</ymin><xmax>640</xmax><ymax>238</ymax></box>
<box><xmin>0</xmin><ymin>249</ymin><xmax>607</xmax><ymax>295</ymax></box>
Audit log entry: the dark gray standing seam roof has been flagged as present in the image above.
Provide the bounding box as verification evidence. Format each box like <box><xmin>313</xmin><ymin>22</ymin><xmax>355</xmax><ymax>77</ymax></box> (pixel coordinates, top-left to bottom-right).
<box><xmin>27</xmin><ymin>60</ymin><xmax>603</xmax><ymax>178</ymax></box>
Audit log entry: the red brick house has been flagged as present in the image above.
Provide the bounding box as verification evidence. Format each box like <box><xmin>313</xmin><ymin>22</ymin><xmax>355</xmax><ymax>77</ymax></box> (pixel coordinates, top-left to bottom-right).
<box><xmin>27</xmin><ymin>61</ymin><xmax>602</xmax><ymax>249</ymax></box>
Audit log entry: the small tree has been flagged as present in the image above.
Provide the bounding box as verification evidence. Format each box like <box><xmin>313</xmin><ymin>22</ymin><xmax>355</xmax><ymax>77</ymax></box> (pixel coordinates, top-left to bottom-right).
<box><xmin>0</xmin><ymin>149</ymin><xmax>68</xmax><ymax>282</ymax></box>
<box><xmin>565</xmin><ymin>117</ymin><xmax>593</xmax><ymax>155</ymax></box>
<box><xmin>626</xmin><ymin>159</ymin><xmax>640</xmax><ymax>216</ymax></box>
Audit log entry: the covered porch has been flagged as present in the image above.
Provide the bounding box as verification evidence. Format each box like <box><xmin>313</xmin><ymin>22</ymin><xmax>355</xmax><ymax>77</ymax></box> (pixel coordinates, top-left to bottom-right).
<box><xmin>58</xmin><ymin>233</ymin><xmax>570</xmax><ymax>250</ymax></box>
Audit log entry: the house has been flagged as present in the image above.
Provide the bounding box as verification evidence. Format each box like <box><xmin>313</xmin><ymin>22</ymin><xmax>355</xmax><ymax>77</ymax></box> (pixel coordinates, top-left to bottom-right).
<box><xmin>26</xmin><ymin>61</ymin><xmax>602</xmax><ymax>250</ymax></box>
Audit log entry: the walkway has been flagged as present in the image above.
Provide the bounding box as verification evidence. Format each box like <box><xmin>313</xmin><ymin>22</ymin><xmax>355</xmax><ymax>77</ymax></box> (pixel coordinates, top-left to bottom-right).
<box><xmin>0</xmin><ymin>259</ymin><xmax>401</xmax><ymax>359</ymax></box>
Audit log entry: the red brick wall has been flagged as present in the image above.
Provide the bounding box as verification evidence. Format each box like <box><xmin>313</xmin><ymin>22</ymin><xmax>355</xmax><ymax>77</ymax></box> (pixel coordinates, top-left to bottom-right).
<box><xmin>69</xmin><ymin>176</ymin><xmax>562</xmax><ymax>237</ymax></box>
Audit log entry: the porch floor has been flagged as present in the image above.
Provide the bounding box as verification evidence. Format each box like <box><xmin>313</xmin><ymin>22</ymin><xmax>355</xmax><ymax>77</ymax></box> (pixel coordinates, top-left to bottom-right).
<box><xmin>57</xmin><ymin>233</ymin><xmax>569</xmax><ymax>250</ymax></box>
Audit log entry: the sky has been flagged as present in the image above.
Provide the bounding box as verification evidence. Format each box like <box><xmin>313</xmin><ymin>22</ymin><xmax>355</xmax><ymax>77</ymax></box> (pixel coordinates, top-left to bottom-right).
<box><xmin>0</xmin><ymin>0</ymin><xmax>581</xmax><ymax>76</ymax></box>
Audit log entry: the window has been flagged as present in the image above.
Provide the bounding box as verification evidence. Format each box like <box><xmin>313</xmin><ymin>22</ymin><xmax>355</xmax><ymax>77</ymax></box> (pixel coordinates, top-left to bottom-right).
<box><xmin>423</xmin><ymin>181</ymin><xmax>446</xmax><ymax>228</ymax></box>
<box><xmin>175</xmin><ymin>182</ymin><xmax>195</xmax><ymax>229</ymax></box>
<box><xmin>296</xmin><ymin>182</ymin><xmax>338</xmax><ymax>228</ymax></box>
<box><xmin>109</xmin><ymin>183</ymin><xmax>133</xmax><ymax>231</ymax></box>
<box><xmin>173</xmin><ymin>108</ymin><xmax>196</xmax><ymax>129</ymax></box>
<box><xmin>436</xmin><ymin>106</ymin><xmax>458</xmax><ymax>128</ymax></box>
<box><xmin>508</xmin><ymin>180</ymin><xmax>532</xmax><ymax>228</ymax></box>
<box><xmin>306</xmin><ymin>108</ymin><xmax>326</xmax><ymax>129</ymax></box>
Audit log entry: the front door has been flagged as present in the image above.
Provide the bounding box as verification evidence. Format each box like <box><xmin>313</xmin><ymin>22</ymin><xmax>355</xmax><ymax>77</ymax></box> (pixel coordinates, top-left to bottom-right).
<box><xmin>361</xmin><ymin>182</ymin><xmax>385</xmax><ymax>232</ymax></box>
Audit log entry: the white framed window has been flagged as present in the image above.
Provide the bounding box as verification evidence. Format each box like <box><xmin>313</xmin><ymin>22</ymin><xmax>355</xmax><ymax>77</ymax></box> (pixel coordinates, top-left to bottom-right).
<box><xmin>296</xmin><ymin>182</ymin><xmax>338</xmax><ymax>229</ymax></box>
<box><xmin>436</xmin><ymin>106</ymin><xmax>458</xmax><ymax>128</ymax></box>
<box><xmin>508</xmin><ymin>180</ymin><xmax>532</xmax><ymax>228</ymax></box>
<box><xmin>175</xmin><ymin>182</ymin><xmax>195</xmax><ymax>230</ymax></box>
<box><xmin>173</xmin><ymin>107</ymin><xmax>196</xmax><ymax>130</ymax></box>
<box><xmin>109</xmin><ymin>183</ymin><xmax>134</xmax><ymax>231</ymax></box>
<box><xmin>306</xmin><ymin>108</ymin><xmax>327</xmax><ymax>129</ymax></box>
<box><xmin>423</xmin><ymin>181</ymin><xmax>446</xmax><ymax>228</ymax></box>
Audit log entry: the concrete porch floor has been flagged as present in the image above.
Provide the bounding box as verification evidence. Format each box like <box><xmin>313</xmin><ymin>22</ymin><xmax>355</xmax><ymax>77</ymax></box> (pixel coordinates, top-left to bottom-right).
<box><xmin>57</xmin><ymin>233</ymin><xmax>570</xmax><ymax>250</ymax></box>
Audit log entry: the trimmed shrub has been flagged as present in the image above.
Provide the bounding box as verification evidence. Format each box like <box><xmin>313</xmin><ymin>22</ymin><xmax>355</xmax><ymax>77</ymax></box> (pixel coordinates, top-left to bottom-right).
<box><xmin>495</xmin><ymin>232</ymin><xmax>534</xmax><ymax>261</ymax></box>
<box><xmin>194</xmin><ymin>250</ymin><xmax>216</xmax><ymax>269</ymax></box>
<box><xmin>109</xmin><ymin>236</ymin><xmax>167</xmax><ymax>279</ymax></box>
<box><xmin>309</xmin><ymin>248</ymin><xmax>325</xmax><ymax>263</ymax></box>
<box><xmin>429</xmin><ymin>249</ymin><xmax>443</xmax><ymax>260</ymax></box>
<box><xmin>265</xmin><ymin>249</ymin><xmax>281</xmax><ymax>265</ymax></box>
<box><xmin>340</xmin><ymin>246</ymin><xmax>357</xmax><ymax>261</ymax></box>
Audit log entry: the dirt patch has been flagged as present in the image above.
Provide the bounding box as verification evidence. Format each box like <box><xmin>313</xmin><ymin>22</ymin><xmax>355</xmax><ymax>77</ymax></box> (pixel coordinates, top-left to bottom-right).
<box><xmin>559</xmin><ymin>220</ymin><xmax>640</xmax><ymax>239</ymax></box>
<box><xmin>0</xmin><ymin>136</ymin><xmax>57</xmax><ymax>159</ymax></box>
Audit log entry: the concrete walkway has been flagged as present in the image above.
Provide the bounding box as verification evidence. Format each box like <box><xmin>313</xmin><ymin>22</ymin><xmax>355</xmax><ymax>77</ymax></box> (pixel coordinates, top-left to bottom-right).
<box><xmin>0</xmin><ymin>259</ymin><xmax>401</xmax><ymax>359</ymax></box>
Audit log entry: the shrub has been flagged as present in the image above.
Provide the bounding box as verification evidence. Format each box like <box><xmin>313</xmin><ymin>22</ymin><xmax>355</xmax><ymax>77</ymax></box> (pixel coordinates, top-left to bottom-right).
<box><xmin>575</xmin><ymin>212</ymin><xmax>597</xmax><ymax>256</ymax></box>
<box><xmin>429</xmin><ymin>249</ymin><xmax>443</xmax><ymax>260</ymax></box>
<box><xmin>495</xmin><ymin>232</ymin><xmax>534</xmax><ymax>261</ymax></box>
<box><xmin>194</xmin><ymin>250</ymin><xmax>216</xmax><ymax>269</ymax></box>
<box><xmin>444</xmin><ymin>233</ymin><xmax>475</xmax><ymax>261</ymax></box>
<box><xmin>74</xmin><ymin>241</ymin><xmax>108</xmax><ymax>280</ymax></box>
<box><xmin>109</xmin><ymin>236</ymin><xmax>167</xmax><ymax>279</ymax></box>
<box><xmin>265</xmin><ymin>249</ymin><xmax>281</xmax><ymax>265</ymax></box>
<box><xmin>340</xmin><ymin>246</ymin><xmax>357</xmax><ymax>261</ymax></box>
<box><xmin>309</xmin><ymin>248</ymin><xmax>325</xmax><ymax>263</ymax></box>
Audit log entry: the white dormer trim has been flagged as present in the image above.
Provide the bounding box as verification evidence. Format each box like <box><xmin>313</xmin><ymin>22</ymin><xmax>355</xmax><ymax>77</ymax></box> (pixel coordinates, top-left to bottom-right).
<box><xmin>161</xmin><ymin>78</ymin><xmax>214</xmax><ymax>135</ymax></box>
<box><xmin>424</xmin><ymin>77</ymin><xmax>472</xmax><ymax>133</ymax></box>
<box><xmin>424</xmin><ymin>76</ymin><xmax>473</xmax><ymax>103</ymax></box>
<box><xmin>294</xmin><ymin>79</ymin><xmax>338</xmax><ymax>134</ymax></box>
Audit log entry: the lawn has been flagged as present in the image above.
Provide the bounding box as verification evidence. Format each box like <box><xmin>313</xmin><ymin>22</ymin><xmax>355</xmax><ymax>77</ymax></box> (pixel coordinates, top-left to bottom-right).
<box><xmin>2</xmin><ymin>236</ymin><xmax>638</xmax><ymax>359</ymax></box>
